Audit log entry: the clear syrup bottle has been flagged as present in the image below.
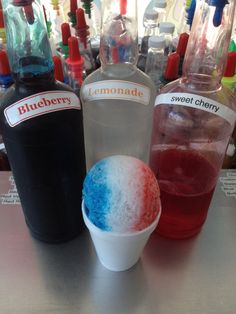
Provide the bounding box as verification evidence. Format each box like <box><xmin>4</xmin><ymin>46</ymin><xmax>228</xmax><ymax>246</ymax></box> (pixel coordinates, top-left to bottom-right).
<box><xmin>80</xmin><ymin>0</ymin><xmax>156</xmax><ymax>169</ymax></box>
<box><xmin>145</xmin><ymin>35</ymin><xmax>166</xmax><ymax>92</ymax></box>
<box><xmin>149</xmin><ymin>0</ymin><xmax>236</xmax><ymax>239</ymax></box>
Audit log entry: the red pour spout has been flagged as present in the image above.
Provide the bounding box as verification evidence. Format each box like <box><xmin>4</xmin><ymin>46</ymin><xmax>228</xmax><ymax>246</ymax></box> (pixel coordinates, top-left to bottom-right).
<box><xmin>70</xmin><ymin>0</ymin><xmax>78</xmax><ymax>13</ymax></box>
<box><xmin>75</xmin><ymin>8</ymin><xmax>89</xmax><ymax>49</ymax></box>
<box><xmin>68</xmin><ymin>36</ymin><xmax>82</xmax><ymax>62</ymax></box>
<box><xmin>224</xmin><ymin>52</ymin><xmax>236</xmax><ymax>77</ymax></box>
<box><xmin>176</xmin><ymin>33</ymin><xmax>189</xmax><ymax>57</ymax></box>
<box><xmin>164</xmin><ymin>52</ymin><xmax>180</xmax><ymax>80</ymax></box>
<box><xmin>53</xmin><ymin>55</ymin><xmax>64</xmax><ymax>82</ymax></box>
<box><xmin>61</xmin><ymin>23</ymin><xmax>71</xmax><ymax>45</ymax></box>
<box><xmin>120</xmin><ymin>0</ymin><xmax>127</xmax><ymax>15</ymax></box>
<box><xmin>0</xmin><ymin>9</ymin><xmax>4</xmax><ymax>28</ymax></box>
<box><xmin>0</xmin><ymin>50</ymin><xmax>11</xmax><ymax>75</ymax></box>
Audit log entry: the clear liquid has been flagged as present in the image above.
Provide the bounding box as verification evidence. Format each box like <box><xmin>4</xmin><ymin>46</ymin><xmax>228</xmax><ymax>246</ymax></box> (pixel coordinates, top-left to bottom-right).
<box><xmin>80</xmin><ymin>64</ymin><xmax>156</xmax><ymax>169</ymax></box>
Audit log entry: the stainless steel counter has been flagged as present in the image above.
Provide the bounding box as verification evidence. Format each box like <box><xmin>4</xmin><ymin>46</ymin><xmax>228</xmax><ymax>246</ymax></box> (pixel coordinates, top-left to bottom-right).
<box><xmin>0</xmin><ymin>170</ymin><xmax>236</xmax><ymax>314</ymax></box>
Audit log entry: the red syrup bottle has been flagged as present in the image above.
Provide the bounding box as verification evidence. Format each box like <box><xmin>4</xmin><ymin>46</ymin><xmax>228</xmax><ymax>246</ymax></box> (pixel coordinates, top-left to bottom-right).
<box><xmin>0</xmin><ymin>0</ymin><xmax>86</xmax><ymax>243</ymax></box>
<box><xmin>149</xmin><ymin>0</ymin><xmax>236</xmax><ymax>239</ymax></box>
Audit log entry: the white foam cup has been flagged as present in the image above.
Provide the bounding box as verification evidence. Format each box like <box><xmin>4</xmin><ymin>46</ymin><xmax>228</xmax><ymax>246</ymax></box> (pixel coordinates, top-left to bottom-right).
<box><xmin>82</xmin><ymin>200</ymin><xmax>161</xmax><ymax>272</ymax></box>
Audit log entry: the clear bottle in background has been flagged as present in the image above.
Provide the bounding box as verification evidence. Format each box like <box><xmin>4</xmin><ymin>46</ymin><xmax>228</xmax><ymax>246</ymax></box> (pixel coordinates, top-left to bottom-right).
<box><xmin>137</xmin><ymin>9</ymin><xmax>159</xmax><ymax>72</ymax></box>
<box><xmin>145</xmin><ymin>36</ymin><xmax>166</xmax><ymax>93</ymax></box>
<box><xmin>0</xmin><ymin>0</ymin><xmax>86</xmax><ymax>243</ymax></box>
<box><xmin>165</xmin><ymin>0</ymin><xmax>186</xmax><ymax>35</ymax></box>
<box><xmin>75</xmin><ymin>8</ymin><xmax>96</xmax><ymax>74</ymax></box>
<box><xmin>149</xmin><ymin>0</ymin><xmax>236</xmax><ymax>239</ymax></box>
<box><xmin>80</xmin><ymin>0</ymin><xmax>156</xmax><ymax>169</ymax></box>
<box><xmin>42</xmin><ymin>0</ymin><xmax>66</xmax><ymax>53</ymax></box>
<box><xmin>153</xmin><ymin>0</ymin><xmax>167</xmax><ymax>24</ymax></box>
<box><xmin>159</xmin><ymin>21</ymin><xmax>175</xmax><ymax>57</ymax></box>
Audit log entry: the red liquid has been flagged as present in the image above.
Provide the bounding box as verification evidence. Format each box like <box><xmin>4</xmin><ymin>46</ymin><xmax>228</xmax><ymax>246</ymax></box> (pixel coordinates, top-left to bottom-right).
<box><xmin>149</xmin><ymin>148</ymin><xmax>218</xmax><ymax>239</ymax></box>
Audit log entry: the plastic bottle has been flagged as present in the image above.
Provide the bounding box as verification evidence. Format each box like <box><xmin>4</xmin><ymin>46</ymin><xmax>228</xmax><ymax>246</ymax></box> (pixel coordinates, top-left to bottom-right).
<box><xmin>137</xmin><ymin>9</ymin><xmax>159</xmax><ymax>72</ymax></box>
<box><xmin>42</xmin><ymin>0</ymin><xmax>66</xmax><ymax>53</ymax></box>
<box><xmin>75</xmin><ymin>8</ymin><xmax>96</xmax><ymax>74</ymax></box>
<box><xmin>153</xmin><ymin>0</ymin><xmax>167</xmax><ymax>24</ymax></box>
<box><xmin>149</xmin><ymin>0</ymin><xmax>236</xmax><ymax>239</ymax></box>
<box><xmin>66</xmin><ymin>36</ymin><xmax>86</xmax><ymax>95</ymax></box>
<box><xmin>80</xmin><ymin>0</ymin><xmax>156</xmax><ymax>169</ymax></box>
<box><xmin>145</xmin><ymin>36</ymin><xmax>166</xmax><ymax>92</ymax></box>
<box><xmin>165</xmin><ymin>0</ymin><xmax>186</xmax><ymax>35</ymax></box>
<box><xmin>0</xmin><ymin>0</ymin><xmax>86</xmax><ymax>243</ymax></box>
<box><xmin>0</xmin><ymin>49</ymin><xmax>12</xmax><ymax>171</ymax></box>
<box><xmin>159</xmin><ymin>22</ymin><xmax>175</xmax><ymax>57</ymax></box>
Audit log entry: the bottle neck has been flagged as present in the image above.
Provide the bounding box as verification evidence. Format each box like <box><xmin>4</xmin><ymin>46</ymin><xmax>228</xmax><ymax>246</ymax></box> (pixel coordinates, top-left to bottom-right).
<box><xmin>182</xmin><ymin>0</ymin><xmax>235</xmax><ymax>89</ymax></box>
<box><xmin>99</xmin><ymin>0</ymin><xmax>138</xmax><ymax>66</ymax></box>
<box><xmin>3</xmin><ymin>0</ymin><xmax>54</xmax><ymax>80</ymax></box>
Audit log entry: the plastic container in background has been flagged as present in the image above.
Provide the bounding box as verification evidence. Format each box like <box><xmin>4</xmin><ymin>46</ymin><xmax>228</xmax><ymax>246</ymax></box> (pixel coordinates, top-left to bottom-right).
<box><xmin>146</xmin><ymin>0</ymin><xmax>167</xmax><ymax>25</ymax></box>
<box><xmin>80</xmin><ymin>0</ymin><xmax>156</xmax><ymax>170</ymax></box>
<box><xmin>0</xmin><ymin>0</ymin><xmax>86</xmax><ymax>243</ymax></box>
<box><xmin>42</xmin><ymin>0</ymin><xmax>66</xmax><ymax>54</ymax></box>
<box><xmin>149</xmin><ymin>0</ymin><xmax>236</xmax><ymax>239</ymax></box>
<box><xmin>82</xmin><ymin>200</ymin><xmax>160</xmax><ymax>271</ymax></box>
<box><xmin>159</xmin><ymin>22</ymin><xmax>175</xmax><ymax>57</ymax></box>
<box><xmin>137</xmin><ymin>9</ymin><xmax>159</xmax><ymax>72</ymax></box>
<box><xmin>145</xmin><ymin>36</ymin><xmax>166</xmax><ymax>92</ymax></box>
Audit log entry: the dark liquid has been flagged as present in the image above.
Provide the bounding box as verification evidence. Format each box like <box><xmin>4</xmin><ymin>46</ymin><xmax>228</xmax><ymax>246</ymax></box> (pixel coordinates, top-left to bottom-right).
<box><xmin>149</xmin><ymin>148</ymin><xmax>218</xmax><ymax>239</ymax></box>
<box><xmin>0</xmin><ymin>71</ymin><xmax>86</xmax><ymax>243</ymax></box>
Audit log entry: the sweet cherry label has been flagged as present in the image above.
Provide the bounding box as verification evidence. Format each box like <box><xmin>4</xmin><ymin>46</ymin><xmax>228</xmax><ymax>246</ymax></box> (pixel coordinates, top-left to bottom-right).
<box><xmin>83</xmin><ymin>80</ymin><xmax>151</xmax><ymax>105</ymax></box>
<box><xmin>4</xmin><ymin>91</ymin><xmax>81</xmax><ymax>127</ymax></box>
<box><xmin>155</xmin><ymin>93</ymin><xmax>236</xmax><ymax>126</ymax></box>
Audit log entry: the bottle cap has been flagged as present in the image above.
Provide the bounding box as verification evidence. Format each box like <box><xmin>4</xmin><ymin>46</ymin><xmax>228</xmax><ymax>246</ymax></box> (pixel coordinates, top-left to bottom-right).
<box><xmin>154</xmin><ymin>0</ymin><xmax>167</xmax><ymax>9</ymax></box>
<box><xmin>0</xmin><ymin>9</ymin><xmax>4</xmax><ymax>28</ymax></box>
<box><xmin>0</xmin><ymin>50</ymin><xmax>11</xmax><ymax>75</ymax></box>
<box><xmin>144</xmin><ymin>9</ymin><xmax>158</xmax><ymax>20</ymax></box>
<box><xmin>53</xmin><ymin>55</ymin><xmax>64</xmax><ymax>82</ymax></box>
<box><xmin>164</xmin><ymin>52</ymin><xmax>180</xmax><ymax>80</ymax></box>
<box><xmin>61</xmin><ymin>22</ymin><xmax>71</xmax><ymax>46</ymax></box>
<box><xmin>70</xmin><ymin>0</ymin><xmax>78</xmax><ymax>13</ymax></box>
<box><xmin>148</xmin><ymin>36</ymin><xmax>165</xmax><ymax>49</ymax></box>
<box><xmin>159</xmin><ymin>22</ymin><xmax>175</xmax><ymax>34</ymax></box>
<box><xmin>176</xmin><ymin>32</ymin><xmax>189</xmax><ymax>57</ymax></box>
<box><xmin>224</xmin><ymin>52</ymin><xmax>236</xmax><ymax>77</ymax></box>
